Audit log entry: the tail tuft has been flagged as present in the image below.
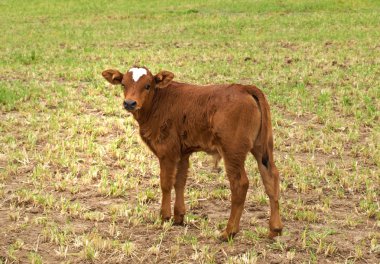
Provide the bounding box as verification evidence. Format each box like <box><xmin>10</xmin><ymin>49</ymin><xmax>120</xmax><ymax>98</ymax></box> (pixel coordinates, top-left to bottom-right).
<box><xmin>262</xmin><ymin>155</ymin><xmax>269</xmax><ymax>168</ymax></box>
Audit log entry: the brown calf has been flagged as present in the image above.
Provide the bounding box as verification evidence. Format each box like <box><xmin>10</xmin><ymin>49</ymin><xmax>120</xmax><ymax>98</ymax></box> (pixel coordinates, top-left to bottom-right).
<box><xmin>102</xmin><ymin>66</ymin><xmax>283</xmax><ymax>240</ymax></box>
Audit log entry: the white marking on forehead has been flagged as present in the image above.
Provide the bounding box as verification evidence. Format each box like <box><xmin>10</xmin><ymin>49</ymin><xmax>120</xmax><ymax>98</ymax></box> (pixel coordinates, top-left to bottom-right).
<box><xmin>128</xmin><ymin>67</ymin><xmax>147</xmax><ymax>82</ymax></box>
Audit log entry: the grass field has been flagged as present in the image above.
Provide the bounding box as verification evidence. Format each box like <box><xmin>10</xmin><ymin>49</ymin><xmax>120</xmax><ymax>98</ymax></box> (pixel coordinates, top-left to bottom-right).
<box><xmin>1</xmin><ymin>0</ymin><xmax>379</xmax><ymax>263</ymax></box>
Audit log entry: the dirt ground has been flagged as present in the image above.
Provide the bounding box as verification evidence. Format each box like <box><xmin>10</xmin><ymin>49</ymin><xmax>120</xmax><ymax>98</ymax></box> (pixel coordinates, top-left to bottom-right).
<box><xmin>1</xmin><ymin>107</ymin><xmax>379</xmax><ymax>263</ymax></box>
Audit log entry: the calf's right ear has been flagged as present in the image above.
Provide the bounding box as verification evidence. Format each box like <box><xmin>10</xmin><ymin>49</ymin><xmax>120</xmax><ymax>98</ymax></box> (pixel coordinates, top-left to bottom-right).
<box><xmin>102</xmin><ymin>69</ymin><xmax>123</xmax><ymax>85</ymax></box>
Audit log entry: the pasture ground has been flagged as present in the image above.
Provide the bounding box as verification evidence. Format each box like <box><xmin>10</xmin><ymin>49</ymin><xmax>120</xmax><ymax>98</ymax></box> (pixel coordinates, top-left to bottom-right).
<box><xmin>0</xmin><ymin>0</ymin><xmax>379</xmax><ymax>263</ymax></box>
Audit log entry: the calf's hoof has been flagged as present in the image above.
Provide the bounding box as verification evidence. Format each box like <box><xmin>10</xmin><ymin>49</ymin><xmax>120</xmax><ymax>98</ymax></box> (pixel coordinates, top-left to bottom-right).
<box><xmin>212</xmin><ymin>166</ymin><xmax>222</xmax><ymax>173</ymax></box>
<box><xmin>161</xmin><ymin>215</ymin><xmax>171</xmax><ymax>223</ymax></box>
<box><xmin>268</xmin><ymin>228</ymin><xmax>283</xmax><ymax>239</ymax></box>
<box><xmin>219</xmin><ymin>229</ymin><xmax>237</xmax><ymax>242</ymax></box>
<box><xmin>173</xmin><ymin>214</ymin><xmax>185</xmax><ymax>226</ymax></box>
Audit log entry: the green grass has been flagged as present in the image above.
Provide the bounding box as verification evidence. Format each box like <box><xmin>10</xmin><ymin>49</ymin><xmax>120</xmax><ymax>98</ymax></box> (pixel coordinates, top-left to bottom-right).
<box><xmin>0</xmin><ymin>0</ymin><xmax>379</xmax><ymax>263</ymax></box>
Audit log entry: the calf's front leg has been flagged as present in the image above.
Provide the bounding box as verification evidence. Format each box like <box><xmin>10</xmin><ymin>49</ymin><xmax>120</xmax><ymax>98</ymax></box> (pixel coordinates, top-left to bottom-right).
<box><xmin>159</xmin><ymin>159</ymin><xmax>177</xmax><ymax>221</ymax></box>
<box><xmin>174</xmin><ymin>155</ymin><xmax>190</xmax><ymax>225</ymax></box>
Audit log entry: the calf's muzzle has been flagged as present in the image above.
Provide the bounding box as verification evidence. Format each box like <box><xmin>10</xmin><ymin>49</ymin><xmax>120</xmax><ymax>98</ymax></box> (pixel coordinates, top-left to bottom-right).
<box><xmin>123</xmin><ymin>99</ymin><xmax>137</xmax><ymax>110</ymax></box>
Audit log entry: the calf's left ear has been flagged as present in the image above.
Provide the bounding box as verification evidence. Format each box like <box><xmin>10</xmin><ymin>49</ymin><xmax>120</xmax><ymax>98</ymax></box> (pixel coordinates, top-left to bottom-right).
<box><xmin>154</xmin><ymin>71</ymin><xmax>174</xmax><ymax>88</ymax></box>
<box><xmin>102</xmin><ymin>69</ymin><xmax>123</xmax><ymax>85</ymax></box>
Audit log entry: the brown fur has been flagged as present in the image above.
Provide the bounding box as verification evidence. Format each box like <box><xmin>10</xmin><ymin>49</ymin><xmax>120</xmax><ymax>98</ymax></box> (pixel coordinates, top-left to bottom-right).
<box><xmin>102</xmin><ymin>66</ymin><xmax>283</xmax><ymax>240</ymax></box>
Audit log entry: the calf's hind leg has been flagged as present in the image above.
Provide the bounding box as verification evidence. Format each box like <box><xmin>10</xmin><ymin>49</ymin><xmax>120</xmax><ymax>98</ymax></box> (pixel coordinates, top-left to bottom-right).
<box><xmin>252</xmin><ymin>149</ymin><xmax>283</xmax><ymax>238</ymax></box>
<box><xmin>220</xmin><ymin>153</ymin><xmax>249</xmax><ymax>241</ymax></box>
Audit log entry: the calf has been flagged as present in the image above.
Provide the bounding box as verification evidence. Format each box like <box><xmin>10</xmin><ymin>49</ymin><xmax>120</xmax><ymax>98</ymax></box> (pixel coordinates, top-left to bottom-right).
<box><xmin>102</xmin><ymin>66</ymin><xmax>283</xmax><ymax>240</ymax></box>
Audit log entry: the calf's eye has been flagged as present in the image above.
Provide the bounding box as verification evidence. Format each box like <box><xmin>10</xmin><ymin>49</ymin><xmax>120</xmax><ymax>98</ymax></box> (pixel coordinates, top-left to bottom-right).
<box><xmin>145</xmin><ymin>84</ymin><xmax>151</xmax><ymax>90</ymax></box>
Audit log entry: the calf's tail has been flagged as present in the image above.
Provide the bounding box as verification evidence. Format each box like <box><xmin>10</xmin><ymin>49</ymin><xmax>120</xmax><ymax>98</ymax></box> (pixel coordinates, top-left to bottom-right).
<box><xmin>246</xmin><ymin>85</ymin><xmax>272</xmax><ymax>168</ymax></box>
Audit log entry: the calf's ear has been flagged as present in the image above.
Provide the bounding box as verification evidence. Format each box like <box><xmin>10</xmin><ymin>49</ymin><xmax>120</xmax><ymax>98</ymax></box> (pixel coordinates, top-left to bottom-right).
<box><xmin>102</xmin><ymin>69</ymin><xmax>123</xmax><ymax>85</ymax></box>
<box><xmin>154</xmin><ymin>71</ymin><xmax>174</xmax><ymax>88</ymax></box>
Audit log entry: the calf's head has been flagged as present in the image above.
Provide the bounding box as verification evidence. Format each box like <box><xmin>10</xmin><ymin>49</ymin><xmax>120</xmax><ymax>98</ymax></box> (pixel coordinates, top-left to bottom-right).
<box><xmin>102</xmin><ymin>66</ymin><xmax>174</xmax><ymax>111</ymax></box>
